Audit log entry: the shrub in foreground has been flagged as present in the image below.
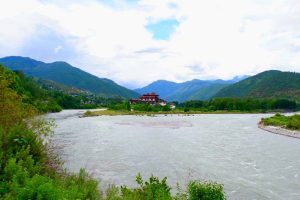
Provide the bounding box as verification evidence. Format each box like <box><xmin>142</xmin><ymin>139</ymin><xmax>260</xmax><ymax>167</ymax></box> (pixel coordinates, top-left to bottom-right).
<box><xmin>105</xmin><ymin>174</ymin><xmax>226</xmax><ymax>200</ymax></box>
<box><xmin>188</xmin><ymin>181</ymin><xmax>226</xmax><ymax>200</ymax></box>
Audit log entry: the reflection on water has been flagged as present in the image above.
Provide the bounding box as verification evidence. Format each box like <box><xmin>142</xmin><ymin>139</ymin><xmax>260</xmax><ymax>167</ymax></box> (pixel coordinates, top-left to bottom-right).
<box><xmin>47</xmin><ymin>110</ymin><xmax>300</xmax><ymax>200</ymax></box>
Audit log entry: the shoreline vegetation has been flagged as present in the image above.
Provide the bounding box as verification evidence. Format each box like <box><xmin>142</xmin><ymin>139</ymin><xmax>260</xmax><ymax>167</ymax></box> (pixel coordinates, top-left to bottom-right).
<box><xmin>84</xmin><ymin>97</ymin><xmax>299</xmax><ymax>117</ymax></box>
<box><xmin>259</xmin><ymin>113</ymin><xmax>300</xmax><ymax>139</ymax></box>
<box><xmin>84</xmin><ymin>109</ymin><xmax>269</xmax><ymax>117</ymax></box>
<box><xmin>1</xmin><ymin>65</ymin><xmax>227</xmax><ymax>199</ymax></box>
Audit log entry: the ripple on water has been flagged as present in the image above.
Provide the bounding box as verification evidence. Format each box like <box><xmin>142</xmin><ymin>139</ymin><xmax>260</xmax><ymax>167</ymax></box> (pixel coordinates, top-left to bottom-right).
<box><xmin>49</xmin><ymin>110</ymin><xmax>300</xmax><ymax>200</ymax></box>
<box><xmin>115</xmin><ymin>120</ymin><xmax>193</xmax><ymax>129</ymax></box>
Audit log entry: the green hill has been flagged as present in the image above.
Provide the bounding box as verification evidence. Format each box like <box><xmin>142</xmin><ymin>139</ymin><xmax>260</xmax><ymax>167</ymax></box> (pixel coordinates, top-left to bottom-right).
<box><xmin>214</xmin><ymin>70</ymin><xmax>300</xmax><ymax>99</ymax></box>
<box><xmin>0</xmin><ymin>56</ymin><xmax>139</xmax><ymax>99</ymax></box>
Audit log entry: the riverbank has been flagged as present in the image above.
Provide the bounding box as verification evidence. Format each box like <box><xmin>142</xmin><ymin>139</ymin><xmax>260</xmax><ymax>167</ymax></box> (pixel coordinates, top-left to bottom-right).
<box><xmin>83</xmin><ymin>109</ymin><xmax>268</xmax><ymax>117</ymax></box>
<box><xmin>258</xmin><ymin>123</ymin><xmax>300</xmax><ymax>139</ymax></box>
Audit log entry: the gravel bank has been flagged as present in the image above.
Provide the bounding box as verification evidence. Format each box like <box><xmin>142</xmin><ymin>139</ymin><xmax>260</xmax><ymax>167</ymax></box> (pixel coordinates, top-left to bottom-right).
<box><xmin>258</xmin><ymin>123</ymin><xmax>300</xmax><ymax>139</ymax></box>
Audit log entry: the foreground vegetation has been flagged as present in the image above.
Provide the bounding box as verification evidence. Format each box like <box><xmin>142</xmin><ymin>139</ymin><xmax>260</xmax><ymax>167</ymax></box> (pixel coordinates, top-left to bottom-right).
<box><xmin>261</xmin><ymin>113</ymin><xmax>300</xmax><ymax>131</ymax></box>
<box><xmin>0</xmin><ymin>65</ymin><xmax>227</xmax><ymax>199</ymax></box>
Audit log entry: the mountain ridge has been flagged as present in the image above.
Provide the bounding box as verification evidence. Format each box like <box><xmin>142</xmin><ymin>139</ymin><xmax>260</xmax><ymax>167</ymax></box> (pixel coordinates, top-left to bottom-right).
<box><xmin>0</xmin><ymin>56</ymin><xmax>139</xmax><ymax>99</ymax></box>
<box><xmin>214</xmin><ymin>70</ymin><xmax>300</xmax><ymax>99</ymax></box>
<box><xmin>135</xmin><ymin>77</ymin><xmax>247</xmax><ymax>102</ymax></box>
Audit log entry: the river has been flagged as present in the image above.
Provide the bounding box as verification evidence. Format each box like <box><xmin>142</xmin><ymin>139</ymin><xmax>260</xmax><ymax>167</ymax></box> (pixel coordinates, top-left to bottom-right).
<box><xmin>46</xmin><ymin>110</ymin><xmax>300</xmax><ymax>200</ymax></box>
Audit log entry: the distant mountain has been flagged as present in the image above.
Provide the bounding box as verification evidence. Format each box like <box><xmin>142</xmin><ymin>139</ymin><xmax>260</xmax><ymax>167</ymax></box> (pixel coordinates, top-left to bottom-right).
<box><xmin>135</xmin><ymin>80</ymin><xmax>181</xmax><ymax>98</ymax></box>
<box><xmin>135</xmin><ymin>77</ymin><xmax>246</xmax><ymax>102</ymax></box>
<box><xmin>0</xmin><ymin>56</ymin><xmax>139</xmax><ymax>99</ymax></box>
<box><xmin>214</xmin><ymin>70</ymin><xmax>300</xmax><ymax>99</ymax></box>
<box><xmin>187</xmin><ymin>83</ymin><xmax>231</xmax><ymax>101</ymax></box>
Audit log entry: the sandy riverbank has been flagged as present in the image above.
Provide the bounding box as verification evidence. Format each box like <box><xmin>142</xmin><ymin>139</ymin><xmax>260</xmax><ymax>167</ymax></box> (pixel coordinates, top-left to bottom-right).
<box><xmin>258</xmin><ymin>123</ymin><xmax>300</xmax><ymax>139</ymax></box>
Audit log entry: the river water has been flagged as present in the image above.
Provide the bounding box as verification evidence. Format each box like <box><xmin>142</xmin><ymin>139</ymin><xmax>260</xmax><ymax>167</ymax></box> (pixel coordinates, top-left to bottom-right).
<box><xmin>47</xmin><ymin>110</ymin><xmax>300</xmax><ymax>200</ymax></box>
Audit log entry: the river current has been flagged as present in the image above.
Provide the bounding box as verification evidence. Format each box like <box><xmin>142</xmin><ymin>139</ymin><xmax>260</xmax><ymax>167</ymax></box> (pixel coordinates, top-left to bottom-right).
<box><xmin>46</xmin><ymin>110</ymin><xmax>300</xmax><ymax>200</ymax></box>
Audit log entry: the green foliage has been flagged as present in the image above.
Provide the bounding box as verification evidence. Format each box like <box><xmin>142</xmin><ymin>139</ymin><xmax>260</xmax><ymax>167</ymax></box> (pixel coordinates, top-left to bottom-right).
<box><xmin>261</xmin><ymin>114</ymin><xmax>300</xmax><ymax>130</ymax></box>
<box><xmin>133</xmin><ymin>104</ymin><xmax>171</xmax><ymax>112</ymax></box>
<box><xmin>109</xmin><ymin>101</ymin><xmax>131</xmax><ymax>111</ymax></box>
<box><xmin>184</xmin><ymin>108</ymin><xmax>190</xmax><ymax>112</ymax></box>
<box><xmin>0</xmin><ymin>65</ymin><xmax>62</xmax><ymax>114</ymax></box>
<box><xmin>109</xmin><ymin>102</ymin><xmax>171</xmax><ymax>113</ymax></box>
<box><xmin>179</xmin><ymin>98</ymin><xmax>298</xmax><ymax>112</ymax></box>
<box><xmin>188</xmin><ymin>181</ymin><xmax>226</xmax><ymax>200</ymax></box>
<box><xmin>105</xmin><ymin>174</ymin><xmax>226</xmax><ymax>200</ymax></box>
<box><xmin>0</xmin><ymin>65</ymin><xmax>101</xmax><ymax>199</ymax></box>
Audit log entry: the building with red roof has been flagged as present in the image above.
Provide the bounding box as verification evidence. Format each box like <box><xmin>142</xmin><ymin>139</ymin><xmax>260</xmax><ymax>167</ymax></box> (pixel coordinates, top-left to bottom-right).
<box><xmin>129</xmin><ymin>92</ymin><xmax>166</xmax><ymax>106</ymax></box>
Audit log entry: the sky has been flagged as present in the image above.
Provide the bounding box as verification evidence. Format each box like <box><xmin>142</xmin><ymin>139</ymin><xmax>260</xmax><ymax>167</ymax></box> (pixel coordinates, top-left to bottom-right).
<box><xmin>1</xmin><ymin>0</ymin><xmax>300</xmax><ymax>89</ymax></box>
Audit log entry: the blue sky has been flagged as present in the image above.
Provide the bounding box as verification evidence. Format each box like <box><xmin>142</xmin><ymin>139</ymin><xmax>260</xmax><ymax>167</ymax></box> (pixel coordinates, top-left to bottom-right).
<box><xmin>99</xmin><ymin>0</ymin><xmax>139</xmax><ymax>8</ymax></box>
<box><xmin>146</xmin><ymin>19</ymin><xmax>179</xmax><ymax>40</ymax></box>
<box><xmin>0</xmin><ymin>0</ymin><xmax>300</xmax><ymax>88</ymax></box>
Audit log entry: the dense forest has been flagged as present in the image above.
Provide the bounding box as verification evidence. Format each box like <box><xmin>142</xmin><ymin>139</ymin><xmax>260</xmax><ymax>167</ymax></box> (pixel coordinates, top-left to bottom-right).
<box><xmin>178</xmin><ymin>98</ymin><xmax>299</xmax><ymax>112</ymax></box>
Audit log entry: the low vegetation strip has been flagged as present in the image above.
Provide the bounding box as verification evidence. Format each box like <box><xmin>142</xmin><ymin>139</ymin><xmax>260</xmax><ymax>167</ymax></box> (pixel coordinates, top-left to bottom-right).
<box><xmin>83</xmin><ymin>109</ymin><xmax>258</xmax><ymax>117</ymax></box>
<box><xmin>259</xmin><ymin>114</ymin><xmax>300</xmax><ymax>138</ymax></box>
<box><xmin>84</xmin><ymin>97</ymin><xmax>300</xmax><ymax>117</ymax></box>
<box><xmin>261</xmin><ymin>113</ymin><xmax>300</xmax><ymax>130</ymax></box>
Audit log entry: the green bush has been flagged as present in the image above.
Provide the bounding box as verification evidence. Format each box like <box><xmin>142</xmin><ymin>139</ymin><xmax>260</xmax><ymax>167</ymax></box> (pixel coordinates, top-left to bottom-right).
<box><xmin>105</xmin><ymin>174</ymin><xmax>226</xmax><ymax>200</ymax></box>
<box><xmin>261</xmin><ymin>114</ymin><xmax>300</xmax><ymax>130</ymax></box>
<box><xmin>184</xmin><ymin>108</ymin><xmax>190</xmax><ymax>112</ymax></box>
<box><xmin>188</xmin><ymin>181</ymin><xmax>226</xmax><ymax>200</ymax></box>
<box><xmin>105</xmin><ymin>174</ymin><xmax>172</xmax><ymax>200</ymax></box>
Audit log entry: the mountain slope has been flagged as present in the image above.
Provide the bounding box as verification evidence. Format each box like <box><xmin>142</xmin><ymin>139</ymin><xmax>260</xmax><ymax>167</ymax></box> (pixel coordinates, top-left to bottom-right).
<box><xmin>187</xmin><ymin>83</ymin><xmax>231</xmax><ymax>101</ymax></box>
<box><xmin>165</xmin><ymin>80</ymin><xmax>221</xmax><ymax>102</ymax></box>
<box><xmin>135</xmin><ymin>77</ymin><xmax>246</xmax><ymax>102</ymax></box>
<box><xmin>214</xmin><ymin>70</ymin><xmax>300</xmax><ymax>99</ymax></box>
<box><xmin>135</xmin><ymin>80</ymin><xmax>181</xmax><ymax>98</ymax></box>
<box><xmin>0</xmin><ymin>56</ymin><xmax>139</xmax><ymax>98</ymax></box>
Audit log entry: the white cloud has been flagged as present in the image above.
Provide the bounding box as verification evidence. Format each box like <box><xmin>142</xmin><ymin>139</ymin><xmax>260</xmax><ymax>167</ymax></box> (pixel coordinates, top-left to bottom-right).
<box><xmin>0</xmin><ymin>0</ymin><xmax>300</xmax><ymax>88</ymax></box>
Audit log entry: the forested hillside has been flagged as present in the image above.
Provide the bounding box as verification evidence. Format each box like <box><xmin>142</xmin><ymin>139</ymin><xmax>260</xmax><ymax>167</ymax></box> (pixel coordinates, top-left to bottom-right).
<box><xmin>0</xmin><ymin>65</ymin><xmax>122</xmax><ymax>112</ymax></box>
<box><xmin>0</xmin><ymin>56</ymin><xmax>139</xmax><ymax>99</ymax></box>
<box><xmin>214</xmin><ymin>70</ymin><xmax>300</xmax><ymax>99</ymax></box>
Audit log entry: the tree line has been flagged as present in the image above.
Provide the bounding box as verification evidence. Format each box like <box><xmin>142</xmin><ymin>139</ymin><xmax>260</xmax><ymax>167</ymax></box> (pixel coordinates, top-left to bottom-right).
<box><xmin>177</xmin><ymin>98</ymin><xmax>298</xmax><ymax>112</ymax></box>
